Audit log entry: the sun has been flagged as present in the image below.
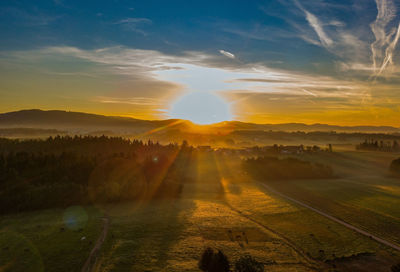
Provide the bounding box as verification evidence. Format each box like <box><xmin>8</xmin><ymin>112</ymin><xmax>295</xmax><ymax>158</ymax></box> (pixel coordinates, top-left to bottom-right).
<box><xmin>169</xmin><ymin>92</ymin><xmax>232</xmax><ymax>124</ymax></box>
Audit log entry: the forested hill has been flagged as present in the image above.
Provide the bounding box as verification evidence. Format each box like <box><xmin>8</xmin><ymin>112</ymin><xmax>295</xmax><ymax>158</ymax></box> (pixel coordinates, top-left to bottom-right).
<box><xmin>0</xmin><ymin>109</ymin><xmax>178</xmax><ymax>131</ymax></box>
<box><xmin>1</xmin><ymin>109</ymin><xmax>399</xmax><ymax>133</ymax></box>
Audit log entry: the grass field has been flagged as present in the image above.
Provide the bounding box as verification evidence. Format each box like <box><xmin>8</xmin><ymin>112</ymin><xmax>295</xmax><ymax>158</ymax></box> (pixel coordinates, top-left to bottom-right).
<box><xmin>0</xmin><ymin>207</ymin><xmax>103</xmax><ymax>272</ymax></box>
<box><xmin>0</xmin><ymin>150</ymin><xmax>399</xmax><ymax>271</ymax></box>
<box><xmin>268</xmin><ymin>150</ymin><xmax>400</xmax><ymax>245</ymax></box>
<box><xmin>93</xmin><ymin>154</ymin><xmax>319</xmax><ymax>272</ymax></box>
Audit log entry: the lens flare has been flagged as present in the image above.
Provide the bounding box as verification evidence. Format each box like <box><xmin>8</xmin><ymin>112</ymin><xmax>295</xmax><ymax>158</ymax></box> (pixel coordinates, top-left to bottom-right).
<box><xmin>62</xmin><ymin>206</ymin><xmax>88</xmax><ymax>231</ymax></box>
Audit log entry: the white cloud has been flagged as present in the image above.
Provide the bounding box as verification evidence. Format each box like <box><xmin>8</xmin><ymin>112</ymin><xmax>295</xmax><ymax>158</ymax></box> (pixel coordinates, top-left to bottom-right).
<box><xmin>3</xmin><ymin>45</ymin><xmax>400</xmax><ymax>123</ymax></box>
<box><xmin>328</xmin><ymin>20</ymin><xmax>346</xmax><ymax>27</ymax></box>
<box><xmin>337</xmin><ymin>62</ymin><xmax>375</xmax><ymax>72</ymax></box>
<box><xmin>0</xmin><ymin>46</ymin><xmax>376</xmax><ymax>108</ymax></box>
<box><xmin>219</xmin><ymin>50</ymin><xmax>235</xmax><ymax>59</ymax></box>
<box><xmin>303</xmin><ymin>10</ymin><xmax>333</xmax><ymax>47</ymax></box>
<box><xmin>377</xmin><ymin>23</ymin><xmax>400</xmax><ymax>76</ymax></box>
<box><xmin>370</xmin><ymin>0</ymin><xmax>400</xmax><ymax>76</ymax></box>
<box><xmin>293</xmin><ymin>0</ymin><xmax>333</xmax><ymax>47</ymax></box>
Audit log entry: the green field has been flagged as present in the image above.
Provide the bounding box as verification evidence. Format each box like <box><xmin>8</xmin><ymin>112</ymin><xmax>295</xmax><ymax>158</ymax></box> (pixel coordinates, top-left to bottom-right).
<box><xmin>1</xmin><ymin>150</ymin><xmax>399</xmax><ymax>271</ymax></box>
<box><xmin>268</xmin><ymin>150</ymin><xmax>400</xmax><ymax>245</ymax></box>
<box><xmin>0</xmin><ymin>207</ymin><xmax>103</xmax><ymax>272</ymax></box>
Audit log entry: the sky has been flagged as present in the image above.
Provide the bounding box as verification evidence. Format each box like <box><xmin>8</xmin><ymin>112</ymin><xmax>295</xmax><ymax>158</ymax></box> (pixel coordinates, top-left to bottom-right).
<box><xmin>0</xmin><ymin>0</ymin><xmax>400</xmax><ymax>126</ymax></box>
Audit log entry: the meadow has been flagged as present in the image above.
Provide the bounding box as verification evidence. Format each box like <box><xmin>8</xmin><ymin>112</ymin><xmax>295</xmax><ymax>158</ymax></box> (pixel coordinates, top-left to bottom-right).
<box><xmin>0</xmin><ymin>207</ymin><xmax>103</xmax><ymax>272</ymax></box>
<box><xmin>1</xmin><ymin>147</ymin><xmax>399</xmax><ymax>272</ymax></box>
<box><xmin>271</xmin><ymin>150</ymin><xmax>400</xmax><ymax>245</ymax></box>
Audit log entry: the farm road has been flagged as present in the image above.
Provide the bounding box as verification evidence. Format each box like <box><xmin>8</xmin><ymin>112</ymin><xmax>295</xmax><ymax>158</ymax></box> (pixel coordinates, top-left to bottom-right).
<box><xmin>81</xmin><ymin>216</ymin><xmax>110</xmax><ymax>272</ymax></box>
<box><xmin>259</xmin><ymin>182</ymin><xmax>400</xmax><ymax>252</ymax></box>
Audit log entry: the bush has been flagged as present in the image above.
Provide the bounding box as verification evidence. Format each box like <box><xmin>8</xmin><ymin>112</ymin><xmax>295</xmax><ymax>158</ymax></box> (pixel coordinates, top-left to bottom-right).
<box><xmin>198</xmin><ymin>248</ymin><xmax>230</xmax><ymax>272</ymax></box>
<box><xmin>199</xmin><ymin>248</ymin><xmax>214</xmax><ymax>271</ymax></box>
<box><xmin>390</xmin><ymin>158</ymin><xmax>400</xmax><ymax>175</ymax></box>
<box><xmin>234</xmin><ymin>255</ymin><xmax>264</xmax><ymax>272</ymax></box>
<box><xmin>392</xmin><ymin>263</ymin><xmax>400</xmax><ymax>272</ymax></box>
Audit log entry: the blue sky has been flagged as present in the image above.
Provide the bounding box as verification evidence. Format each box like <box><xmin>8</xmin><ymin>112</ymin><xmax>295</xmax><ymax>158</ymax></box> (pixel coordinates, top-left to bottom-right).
<box><xmin>0</xmin><ymin>0</ymin><xmax>400</xmax><ymax>125</ymax></box>
<box><xmin>0</xmin><ymin>0</ymin><xmax>348</xmax><ymax>71</ymax></box>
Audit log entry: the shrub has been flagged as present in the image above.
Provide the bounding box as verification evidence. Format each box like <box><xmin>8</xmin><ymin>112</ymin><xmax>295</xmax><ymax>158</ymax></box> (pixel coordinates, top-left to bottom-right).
<box><xmin>390</xmin><ymin>158</ymin><xmax>400</xmax><ymax>175</ymax></box>
<box><xmin>392</xmin><ymin>263</ymin><xmax>400</xmax><ymax>272</ymax></box>
<box><xmin>234</xmin><ymin>255</ymin><xmax>264</xmax><ymax>272</ymax></box>
<box><xmin>199</xmin><ymin>248</ymin><xmax>214</xmax><ymax>271</ymax></box>
<box><xmin>198</xmin><ymin>248</ymin><xmax>230</xmax><ymax>272</ymax></box>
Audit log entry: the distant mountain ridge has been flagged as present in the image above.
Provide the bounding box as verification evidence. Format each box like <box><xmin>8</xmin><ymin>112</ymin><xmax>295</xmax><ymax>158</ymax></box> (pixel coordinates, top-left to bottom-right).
<box><xmin>0</xmin><ymin>109</ymin><xmax>399</xmax><ymax>133</ymax></box>
<box><xmin>214</xmin><ymin>121</ymin><xmax>400</xmax><ymax>133</ymax></box>
<box><xmin>0</xmin><ymin>109</ymin><xmax>177</xmax><ymax>132</ymax></box>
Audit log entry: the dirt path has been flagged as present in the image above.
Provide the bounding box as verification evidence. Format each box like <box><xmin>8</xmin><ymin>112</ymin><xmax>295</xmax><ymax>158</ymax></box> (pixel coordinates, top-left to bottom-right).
<box><xmin>81</xmin><ymin>216</ymin><xmax>110</xmax><ymax>272</ymax></box>
<box><xmin>259</xmin><ymin>182</ymin><xmax>400</xmax><ymax>252</ymax></box>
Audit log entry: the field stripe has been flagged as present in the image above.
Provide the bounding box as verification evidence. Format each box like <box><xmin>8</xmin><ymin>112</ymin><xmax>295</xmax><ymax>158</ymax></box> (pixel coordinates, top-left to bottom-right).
<box><xmin>259</xmin><ymin>182</ymin><xmax>400</xmax><ymax>252</ymax></box>
<box><xmin>81</xmin><ymin>216</ymin><xmax>110</xmax><ymax>272</ymax></box>
<box><xmin>224</xmin><ymin>201</ymin><xmax>322</xmax><ymax>270</ymax></box>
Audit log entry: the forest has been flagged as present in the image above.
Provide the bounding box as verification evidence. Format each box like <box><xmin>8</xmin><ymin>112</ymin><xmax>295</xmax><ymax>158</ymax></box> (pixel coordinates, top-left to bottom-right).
<box><xmin>0</xmin><ymin>136</ymin><xmax>338</xmax><ymax>214</ymax></box>
<box><xmin>0</xmin><ymin>136</ymin><xmax>193</xmax><ymax>214</ymax></box>
<box><xmin>242</xmin><ymin>156</ymin><xmax>334</xmax><ymax>180</ymax></box>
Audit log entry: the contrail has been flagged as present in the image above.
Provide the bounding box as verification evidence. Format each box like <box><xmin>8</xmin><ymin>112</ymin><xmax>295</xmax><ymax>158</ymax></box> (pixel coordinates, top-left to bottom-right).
<box><xmin>378</xmin><ymin>23</ymin><xmax>400</xmax><ymax>75</ymax></box>
<box><xmin>370</xmin><ymin>0</ymin><xmax>399</xmax><ymax>76</ymax></box>
<box><xmin>293</xmin><ymin>0</ymin><xmax>332</xmax><ymax>48</ymax></box>
<box><xmin>303</xmin><ymin>10</ymin><xmax>333</xmax><ymax>47</ymax></box>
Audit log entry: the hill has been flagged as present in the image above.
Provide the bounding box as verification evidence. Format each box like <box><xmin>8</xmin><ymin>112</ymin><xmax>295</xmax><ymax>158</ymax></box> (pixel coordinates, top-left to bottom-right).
<box><xmin>0</xmin><ymin>109</ymin><xmax>399</xmax><ymax>134</ymax></box>
<box><xmin>0</xmin><ymin>109</ymin><xmax>179</xmax><ymax>133</ymax></box>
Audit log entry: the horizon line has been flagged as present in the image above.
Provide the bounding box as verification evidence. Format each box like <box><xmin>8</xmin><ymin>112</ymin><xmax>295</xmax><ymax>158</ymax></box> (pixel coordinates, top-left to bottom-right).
<box><xmin>1</xmin><ymin>108</ymin><xmax>399</xmax><ymax>129</ymax></box>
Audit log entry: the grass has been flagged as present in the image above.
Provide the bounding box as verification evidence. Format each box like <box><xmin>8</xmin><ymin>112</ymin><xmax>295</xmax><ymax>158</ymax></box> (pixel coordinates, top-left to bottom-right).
<box><xmin>0</xmin><ymin>150</ymin><xmax>399</xmax><ymax>271</ymax></box>
<box><xmin>0</xmin><ymin>206</ymin><xmax>103</xmax><ymax>272</ymax></box>
<box><xmin>266</xmin><ymin>150</ymin><xmax>400</xmax><ymax>245</ymax></box>
<box><xmin>93</xmin><ymin>183</ymin><xmax>316</xmax><ymax>272</ymax></box>
<box><xmin>223</xmin><ymin>180</ymin><xmax>398</xmax><ymax>263</ymax></box>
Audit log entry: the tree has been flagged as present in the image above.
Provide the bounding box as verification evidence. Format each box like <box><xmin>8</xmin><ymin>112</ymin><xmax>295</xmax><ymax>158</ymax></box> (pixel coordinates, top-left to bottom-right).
<box><xmin>181</xmin><ymin>140</ymin><xmax>189</xmax><ymax>149</ymax></box>
<box><xmin>212</xmin><ymin>250</ymin><xmax>230</xmax><ymax>272</ymax></box>
<box><xmin>390</xmin><ymin>158</ymin><xmax>400</xmax><ymax>175</ymax></box>
<box><xmin>234</xmin><ymin>255</ymin><xmax>264</xmax><ymax>272</ymax></box>
<box><xmin>199</xmin><ymin>248</ymin><xmax>214</xmax><ymax>271</ymax></box>
<box><xmin>394</xmin><ymin>140</ymin><xmax>399</xmax><ymax>150</ymax></box>
<box><xmin>198</xmin><ymin>248</ymin><xmax>230</xmax><ymax>272</ymax></box>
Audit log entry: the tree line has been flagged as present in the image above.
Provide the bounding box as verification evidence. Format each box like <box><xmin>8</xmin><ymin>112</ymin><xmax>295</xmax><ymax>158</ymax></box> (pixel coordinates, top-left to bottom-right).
<box><xmin>242</xmin><ymin>156</ymin><xmax>334</xmax><ymax>180</ymax></box>
<box><xmin>0</xmin><ymin>136</ymin><xmax>194</xmax><ymax>214</ymax></box>
<box><xmin>356</xmin><ymin>139</ymin><xmax>400</xmax><ymax>152</ymax></box>
<box><xmin>0</xmin><ymin>136</ymin><xmax>336</xmax><ymax>214</ymax></box>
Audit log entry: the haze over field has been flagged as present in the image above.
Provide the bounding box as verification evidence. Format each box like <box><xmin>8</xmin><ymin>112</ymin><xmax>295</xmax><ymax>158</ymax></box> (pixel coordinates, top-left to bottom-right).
<box><xmin>1</xmin><ymin>1</ymin><xmax>400</xmax><ymax>272</ymax></box>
